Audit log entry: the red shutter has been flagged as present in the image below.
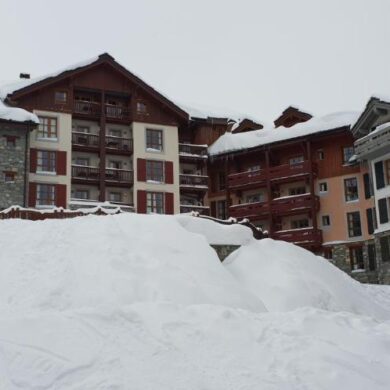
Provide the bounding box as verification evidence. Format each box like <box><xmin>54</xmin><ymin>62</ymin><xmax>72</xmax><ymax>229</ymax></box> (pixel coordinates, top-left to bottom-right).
<box><xmin>56</xmin><ymin>151</ymin><xmax>67</xmax><ymax>175</ymax></box>
<box><xmin>30</xmin><ymin>148</ymin><xmax>37</xmax><ymax>173</ymax></box>
<box><xmin>28</xmin><ymin>182</ymin><xmax>37</xmax><ymax>207</ymax></box>
<box><xmin>137</xmin><ymin>158</ymin><xmax>146</xmax><ymax>182</ymax></box>
<box><xmin>56</xmin><ymin>184</ymin><xmax>67</xmax><ymax>208</ymax></box>
<box><xmin>137</xmin><ymin>190</ymin><xmax>147</xmax><ymax>213</ymax></box>
<box><xmin>165</xmin><ymin>161</ymin><xmax>174</xmax><ymax>184</ymax></box>
<box><xmin>165</xmin><ymin>192</ymin><xmax>174</xmax><ymax>214</ymax></box>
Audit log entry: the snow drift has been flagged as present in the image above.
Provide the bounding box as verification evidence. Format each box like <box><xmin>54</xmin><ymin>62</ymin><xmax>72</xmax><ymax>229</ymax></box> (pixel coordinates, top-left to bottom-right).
<box><xmin>0</xmin><ymin>214</ymin><xmax>390</xmax><ymax>389</ymax></box>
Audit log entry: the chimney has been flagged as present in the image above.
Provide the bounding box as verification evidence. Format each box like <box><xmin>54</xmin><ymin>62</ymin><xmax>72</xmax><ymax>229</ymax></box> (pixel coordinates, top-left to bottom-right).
<box><xmin>19</xmin><ymin>73</ymin><xmax>30</xmax><ymax>79</ymax></box>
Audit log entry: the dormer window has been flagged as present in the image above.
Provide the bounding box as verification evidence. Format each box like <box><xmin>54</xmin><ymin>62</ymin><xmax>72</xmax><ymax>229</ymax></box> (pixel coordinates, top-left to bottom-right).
<box><xmin>55</xmin><ymin>91</ymin><xmax>67</xmax><ymax>104</ymax></box>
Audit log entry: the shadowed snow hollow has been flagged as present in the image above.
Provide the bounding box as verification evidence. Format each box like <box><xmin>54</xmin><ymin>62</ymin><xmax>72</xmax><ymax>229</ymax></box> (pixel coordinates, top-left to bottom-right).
<box><xmin>0</xmin><ymin>214</ymin><xmax>265</xmax><ymax>314</ymax></box>
<box><xmin>225</xmin><ymin>238</ymin><xmax>390</xmax><ymax>320</ymax></box>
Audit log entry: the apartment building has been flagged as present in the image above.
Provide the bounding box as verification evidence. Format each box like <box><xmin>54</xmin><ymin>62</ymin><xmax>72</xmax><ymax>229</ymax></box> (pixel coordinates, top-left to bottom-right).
<box><xmin>0</xmin><ymin>54</ymin><xmax>188</xmax><ymax>214</ymax></box>
<box><xmin>0</xmin><ymin>100</ymin><xmax>38</xmax><ymax>209</ymax></box>
<box><xmin>353</xmin><ymin>95</ymin><xmax>390</xmax><ymax>284</ymax></box>
<box><xmin>208</xmin><ymin>108</ymin><xmax>377</xmax><ymax>282</ymax></box>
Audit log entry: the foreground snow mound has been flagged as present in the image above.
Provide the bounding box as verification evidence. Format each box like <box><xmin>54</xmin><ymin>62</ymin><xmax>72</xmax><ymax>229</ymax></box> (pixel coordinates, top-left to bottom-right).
<box><xmin>175</xmin><ymin>214</ymin><xmax>254</xmax><ymax>245</ymax></box>
<box><xmin>225</xmin><ymin>239</ymin><xmax>390</xmax><ymax>320</ymax></box>
<box><xmin>0</xmin><ymin>214</ymin><xmax>265</xmax><ymax>314</ymax></box>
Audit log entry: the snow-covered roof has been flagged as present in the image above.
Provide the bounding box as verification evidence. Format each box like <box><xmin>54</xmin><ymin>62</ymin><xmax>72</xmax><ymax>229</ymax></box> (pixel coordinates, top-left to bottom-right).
<box><xmin>0</xmin><ymin>99</ymin><xmax>39</xmax><ymax>124</ymax></box>
<box><xmin>0</xmin><ymin>56</ymin><xmax>100</xmax><ymax>100</ymax></box>
<box><xmin>209</xmin><ymin>111</ymin><xmax>360</xmax><ymax>156</ymax></box>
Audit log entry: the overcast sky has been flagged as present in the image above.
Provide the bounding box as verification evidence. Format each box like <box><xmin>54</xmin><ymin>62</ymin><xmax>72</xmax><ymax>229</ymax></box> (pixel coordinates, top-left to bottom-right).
<box><xmin>1</xmin><ymin>0</ymin><xmax>389</xmax><ymax>124</ymax></box>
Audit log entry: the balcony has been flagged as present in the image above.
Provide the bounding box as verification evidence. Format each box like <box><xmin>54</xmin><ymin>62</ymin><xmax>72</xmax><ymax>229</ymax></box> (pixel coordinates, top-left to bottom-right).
<box><xmin>105</xmin><ymin>168</ymin><xmax>133</xmax><ymax>186</ymax></box>
<box><xmin>72</xmin><ymin>132</ymin><xmax>100</xmax><ymax>152</ymax></box>
<box><xmin>74</xmin><ymin>101</ymin><xmax>101</xmax><ymax>117</ymax></box>
<box><xmin>106</xmin><ymin>136</ymin><xmax>133</xmax><ymax>155</ymax></box>
<box><xmin>229</xmin><ymin>201</ymin><xmax>269</xmax><ymax>220</ymax></box>
<box><xmin>105</xmin><ymin>105</ymin><xmax>131</xmax><ymax>121</ymax></box>
<box><xmin>180</xmin><ymin>204</ymin><xmax>210</xmax><ymax>215</ymax></box>
<box><xmin>71</xmin><ymin>166</ymin><xmax>133</xmax><ymax>187</ymax></box>
<box><xmin>228</xmin><ymin>193</ymin><xmax>319</xmax><ymax>220</ymax></box>
<box><xmin>180</xmin><ymin>174</ymin><xmax>208</xmax><ymax>192</ymax></box>
<box><xmin>354</xmin><ymin>123</ymin><xmax>390</xmax><ymax>160</ymax></box>
<box><xmin>73</xmin><ymin>101</ymin><xmax>132</xmax><ymax>121</ymax></box>
<box><xmin>179</xmin><ymin>143</ymin><xmax>208</xmax><ymax>161</ymax></box>
<box><xmin>228</xmin><ymin>161</ymin><xmax>317</xmax><ymax>190</ymax></box>
<box><xmin>272</xmin><ymin>227</ymin><xmax>323</xmax><ymax>247</ymax></box>
<box><xmin>271</xmin><ymin>193</ymin><xmax>319</xmax><ymax>216</ymax></box>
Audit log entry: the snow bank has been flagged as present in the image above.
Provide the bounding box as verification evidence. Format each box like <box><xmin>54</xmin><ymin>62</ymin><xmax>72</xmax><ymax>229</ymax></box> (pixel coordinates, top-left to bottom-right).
<box><xmin>225</xmin><ymin>238</ymin><xmax>390</xmax><ymax>320</ymax></box>
<box><xmin>0</xmin><ymin>213</ymin><xmax>264</xmax><ymax>315</ymax></box>
<box><xmin>209</xmin><ymin>111</ymin><xmax>359</xmax><ymax>156</ymax></box>
<box><xmin>0</xmin><ymin>99</ymin><xmax>39</xmax><ymax>124</ymax></box>
<box><xmin>175</xmin><ymin>214</ymin><xmax>254</xmax><ymax>245</ymax></box>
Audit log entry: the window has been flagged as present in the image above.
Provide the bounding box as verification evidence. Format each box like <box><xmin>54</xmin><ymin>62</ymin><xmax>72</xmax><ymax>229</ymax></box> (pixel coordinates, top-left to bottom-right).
<box><xmin>375</xmin><ymin>161</ymin><xmax>385</xmax><ymax>189</ymax></box>
<box><xmin>347</xmin><ymin>211</ymin><xmax>362</xmax><ymax>237</ymax></box>
<box><xmin>109</xmin><ymin>192</ymin><xmax>122</xmax><ymax>203</ymax></box>
<box><xmin>72</xmin><ymin>189</ymin><xmax>89</xmax><ymax>200</ymax></box>
<box><xmin>37</xmin><ymin>150</ymin><xmax>56</xmax><ymax>173</ymax></box>
<box><xmin>289</xmin><ymin>186</ymin><xmax>306</xmax><ymax>196</ymax></box>
<box><xmin>55</xmin><ymin>91</ymin><xmax>67</xmax><ymax>103</ymax></box>
<box><xmin>317</xmin><ymin>150</ymin><xmax>324</xmax><ymax>160</ymax></box>
<box><xmin>350</xmin><ymin>247</ymin><xmax>364</xmax><ymax>271</ymax></box>
<box><xmin>137</xmin><ymin>101</ymin><xmax>147</xmax><ymax>114</ymax></box>
<box><xmin>146</xmin><ymin>160</ymin><xmax>164</xmax><ymax>182</ymax></box>
<box><xmin>367</xmin><ymin>244</ymin><xmax>376</xmax><ymax>271</ymax></box>
<box><xmin>5</xmin><ymin>136</ymin><xmax>17</xmax><ymax>147</ymax></box>
<box><xmin>363</xmin><ymin>173</ymin><xmax>372</xmax><ymax>199</ymax></box>
<box><xmin>218</xmin><ymin>172</ymin><xmax>226</xmax><ymax>191</ymax></box>
<box><xmin>216</xmin><ymin>200</ymin><xmax>227</xmax><ymax>220</ymax></box>
<box><xmin>378</xmin><ymin>198</ymin><xmax>390</xmax><ymax>224</ymax></box>
<box><xmin>366</xmin><ymin>208</ymin><xmax>376</xmax><ymax>235</ymax></box>
<box><xmin>36</xmin><ymin>184</ymin><xmax>56</xmax><ymax>206</ymax></box>
<box><xmin>147</xmin><ymin>192</ymin><xmax>164</xmax><ymax>214</ymax></box>
<box><xmin>322</xmin><ymin>215</ymin><xmax>331</xmax><ymax>227</ymax></box>
<box><xmin>76</xmin><ymin>126</ymin><xmax>90</xmax><ymax>134</ymax></box>
<box><xmin>38</xmin><ymin>117</ymin><xmax>58</xmax><ymax>139</ymax></box>
<box><xmin>4</xmin><ymin>171</ymin><xmax>15</xmax><ymax>183</ymax></box>
<box><xmin>289</xmin><ymin>156</ymin><xmax>304</xmax><ymax>165</ymax></box>
<box><xmin>108</xmin><ymin>160</ymin><xmax>122</xmax><ymax>169</ymax></box>
<box><xmin>74</xmin><ymin>157</ymin><xmax>89</xmax><ymax>166</ymax></box>
<box><xmin>319</xmin><ymin>182</ymin><xmax>328</xmax><ymax>193</ymax></box>
<box><xmin>291</xmin><ymin>219</ymin><xmax>309</xmax><ymax>229</ymax></box>
<box><xmin>343</xmin><ymin>146</ymin><xmax>354</xmax><ymax>164</ymax></box>
<box><xmin>146</xmin><ymin>129</ymin><xmax>163</xmax><ymax>151</ymax></box>
<box><xmin>380</xmin><ymin>236</ymin><xmax>390</xmax><ymax>262</ymax></box>
<box><xmin>344</xmin><ymin>177</ymin><xmax>358</xmax><ymax>202</ymax></box>
<box><xmin>386</xmin><ymin>160</ymin><xmax>390</xmax><ymax>185</ymax></box>
<box><xmin>323</xmin><ymin>248</ymin><xmax>333</xmax><ymax>260</ymax></box>
<box><xmin>108</xmin><ymin>129</ymin><xmax>122</xmax><ymax>137</ymax></box>
<box><xmin>246</xmin><ymin>193</ymin><xmax>264</xmax><ymax>203</ymax></box>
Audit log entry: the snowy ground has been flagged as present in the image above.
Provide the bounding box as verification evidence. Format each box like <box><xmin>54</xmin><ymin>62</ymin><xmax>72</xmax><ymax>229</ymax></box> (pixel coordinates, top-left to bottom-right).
<box><xmin>0</xmin><ymin>214</ymin><xmax>389</xmax><ymax>389</ymax></box>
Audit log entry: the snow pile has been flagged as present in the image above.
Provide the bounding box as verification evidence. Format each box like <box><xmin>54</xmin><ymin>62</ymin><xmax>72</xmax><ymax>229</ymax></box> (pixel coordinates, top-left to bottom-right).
<box><xmin>1</xmin><ymin>214</ymin><xmax>390</xmax><ymax>389</ymax></box>
<box><xmin>0</xmin><ymin>99</ymin><xmax>39</xmax><ymax>124</ymax></box>
<box><xmin>225</xmin><ymin>238</ymin><xmax>390</xmax><ymax>320</ymax></box>
<box><xmin>209</xmin><ymin>111</ymin><xmax>360</xmax><ymax>156</ymax></box>
<box><xmin>175</xmin><ymin>214</ymin><xmax>254</xmax><ymax>245</ymax></box>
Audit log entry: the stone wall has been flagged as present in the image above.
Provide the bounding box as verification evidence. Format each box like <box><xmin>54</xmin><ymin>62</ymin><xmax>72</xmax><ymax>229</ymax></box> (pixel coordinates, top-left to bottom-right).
<box><xmin>211</xmin><ymin>244</ymin><xmax>240</xmax><ymax>261</ymax></box>
<box><xmin>375</xmin><ymin>231</ymin><xmax>390</xmax><ymax>284</ymax></box>
<box><xmin>0</xmin><ymin>124</ymin><xmax>29</xmax><ymax>210</ymax></box>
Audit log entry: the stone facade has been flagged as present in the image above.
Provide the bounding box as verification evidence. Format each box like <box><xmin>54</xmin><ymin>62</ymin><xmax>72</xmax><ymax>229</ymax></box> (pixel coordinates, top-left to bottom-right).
<box><xmin>211</xmin><ymin>244</ymin><xmax>240</xmax><ymax>261</ymax></box>
<box><xmin>374</xmin><ymin>231</ymin><xmax>390</xmax><ymax>284</ymax></box>
<box><xmin>0</xmin><ymin>122</ymin><xmax>30</xmax><ymax>210</ymax></box>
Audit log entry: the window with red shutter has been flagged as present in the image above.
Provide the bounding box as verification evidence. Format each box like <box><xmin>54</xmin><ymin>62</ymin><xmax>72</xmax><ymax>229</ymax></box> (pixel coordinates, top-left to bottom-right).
<box><xmin>30</xmin><ymin>149</ymin><xmax>37</xmax><ymax>173</ymax></box>
<box><xmin>165</xmin><ymin>192</ymin><xmax>174</xmax><ymax>214</ymax></box>
<box><xmin>56</xmin><ymin>151</ymin><xmax>67</xmax><ymax>175</ymax></box>
<box><xmin>137</xmin><ymin>158</ymin><xmax>146</xmax><ymax>182</ymax></box>
<box><xmin>56</xmin><ymin>184</ymin><xmax>67</xmax><ymax>207</ymax></box>
<box><xmin>165</xmin><ymin>161</ymin><xmax>174</xmax><ymax>184</ymax></box>
<box><xmin>28</xmin><ymin>183</ymin><xmax>37</xmax><ymax>207</ymax></box>
<box><xmin>137</xmin><ymin>190</ymin><xmax>147</xmax><ymax>213</ymax></box>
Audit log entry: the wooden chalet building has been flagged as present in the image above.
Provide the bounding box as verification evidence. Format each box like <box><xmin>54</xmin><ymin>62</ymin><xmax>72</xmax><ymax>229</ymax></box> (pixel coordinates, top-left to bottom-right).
<box><xmin>208</xmin><ymin>108</ymin><xmax>377</xmax><ymax>282</ymax></box>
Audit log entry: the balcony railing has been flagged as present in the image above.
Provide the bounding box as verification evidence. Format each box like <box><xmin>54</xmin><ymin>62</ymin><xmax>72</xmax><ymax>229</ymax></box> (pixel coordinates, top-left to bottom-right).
<box><xmin>180</xmin><ymin>204</ymin><xmax>210</xmax><ymax>215</ymax></box>
<box><xmin>73</xmin><ymin>101</ymin><xmax>131</xmax><ymax>121</ymax></box>
<box><xmin>228</xmin><ymin>161</ymin><xmax>316</xmax><ymax>190</ymax></box>
<box><xmin>105</xmin><ymin>136</ymin><xmax>133</xmax><ymax>153</ymax></box>
<box><xmin>72</xmin><ymin>132</ymin><xmax>100</xmax><ymax>149</ymax></box>
<box><xmin>105</xmin><ymin>168</ymin><xmax>133</xmax><ymax>184</ymax></box>
<box><xmin>72</xmin><ymin>165</ymin><xmax>100</xmax><ymax>181</ymax></box>
<box><xmin>355</xmin><ymin>124</ymin><xmax>390</xmax><ymax>158</ymax></box>
<box><xmin>179</xmin><ymin>143</ymin><xmax>208</xmax><ymax>159</ymax></box>
<box><xmin>180</xmin><ymin>174</ymin><xmax>208</xmax><ymax>189</ymax></box>
<box><xmin>105</xmin><ymin>105</ymin><xmax>131</xmax><ymax>120</ymax></box>
<box><xmin>74</xmin><ymin>101</ymin><xmax>101</xmax><ymax>116</ymax></box>
<box><xmin>273</xmin><ymin>227</ymin><xmax>322</xmax><ymax>246</ymax></box>
<box><xmin>229</xmin><ymin>201</ymin><xmax>269</xmax><ymax>219</ymax></box>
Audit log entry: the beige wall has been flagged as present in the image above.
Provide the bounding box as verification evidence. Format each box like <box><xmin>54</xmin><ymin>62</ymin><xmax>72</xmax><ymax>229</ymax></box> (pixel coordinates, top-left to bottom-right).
<box><xmin>30</xmin><ymin>110</ymin><xmax>72</xmax><ymax>204</ymax></box>
<box><xmin>132</xmin><ymin>121</ymin><xmax>180</xmax><ymax>213</ymax></box>
<box><xmin>316</xmin><ymin>171</ymin><xmax>374</xmax><ymax>244</ymax></box>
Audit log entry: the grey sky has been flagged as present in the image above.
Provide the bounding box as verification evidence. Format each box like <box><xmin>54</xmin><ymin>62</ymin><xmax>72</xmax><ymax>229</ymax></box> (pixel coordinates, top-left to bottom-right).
<box><xmin>1</xmin><ymin>0</ymin><xmax>389</xmax><ymax>124</ymax></box>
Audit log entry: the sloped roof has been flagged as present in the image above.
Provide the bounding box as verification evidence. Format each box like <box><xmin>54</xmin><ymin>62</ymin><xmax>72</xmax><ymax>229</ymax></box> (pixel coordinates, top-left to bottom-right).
<box><xmin>0</xmin><ymin>99</ymin><xmax>39</xmax><ymax>124</ymax></box>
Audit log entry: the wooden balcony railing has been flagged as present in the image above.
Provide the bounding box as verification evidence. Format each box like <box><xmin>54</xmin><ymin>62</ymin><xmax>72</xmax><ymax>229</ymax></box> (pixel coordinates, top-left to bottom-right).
<box><xmin>271</xmin><ymin>193</ymin><xmax>319</xmax><ymax>215</ymax></box>
<box><xmin>229</xmin><ymin>201</ymin><xmax>269</xmax><ymax>219</ymax></box>
<box><xmin>179</xmin><ymin>143</ymin><xmax>208</xmax><ymax>159</ymax></box>
<box><xmin>272</xmin><ymin>227</ymin><xmax>322</xmax><ymax>246</ymax></box>
<box><xmin>105</xmin><ymin>136</ymin><xmax>133</xmax><ymax>153</ymax></box>
<box><xmin>105</xmin><ymin>105</ymin><xmax>131</xmax><ymax>120</ymax></box>
<box><xmin>180</xmin><ymin>174</ymin><xmax>208</xmax><ymax>189</ymax></box>
<box><xmin>105</xmin><ymin>168</ymin><xmax>133</xmax><ymax>184</ymax></box>
<box><xmin>72</xmin><ymin>165</ymin><xmax>100</xmax><ymax>181</ymax></box>
<box><xmin>74</xmin><ymin>101</ymin><xmax>101</xmax><ymax>116</ymax></box>
<box><xmin>180</xmin><ymin>204</ymin><xmax>210</xmax><ymax>215</ymax></box>
<box><xmin>228</xmin><ymin>161</ymin><xmax>317</xmax><ymax>190</ymax></box>
<box><xmin>72</xmin><ymin>132</ymin><xmax>100</xmax><ymax>149</ymax></box>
